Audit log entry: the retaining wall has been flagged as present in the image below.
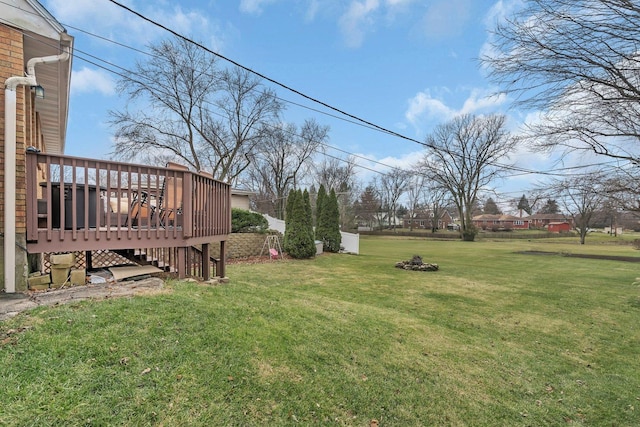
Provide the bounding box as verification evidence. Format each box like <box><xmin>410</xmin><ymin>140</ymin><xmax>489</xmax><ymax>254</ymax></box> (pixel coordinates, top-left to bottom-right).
<box><xmin>210</xmin><ymin>233</ymin><xmax>282</xmax><ymax>259</ymax></box>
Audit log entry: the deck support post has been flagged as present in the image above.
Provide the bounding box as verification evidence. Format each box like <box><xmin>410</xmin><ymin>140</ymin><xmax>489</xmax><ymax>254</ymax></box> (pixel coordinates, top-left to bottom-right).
<box><xmin>218</xmin><ymin>240</ymin><xmax>226</xmax><ymax>278</ymax></box>
<box><xmin>177</xmin><ymin>247</ymin><xmax>186</xmax><ymax>279</ymax></box>
<box><xmin>201</xmin><ymin>243</ymin><xmax>210</xmax><ymax>281</ymax></box>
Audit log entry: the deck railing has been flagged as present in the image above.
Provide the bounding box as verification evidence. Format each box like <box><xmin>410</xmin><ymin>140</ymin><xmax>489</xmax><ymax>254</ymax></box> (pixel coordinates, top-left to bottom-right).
<box><xmin>25</xmin><ymin>152</ymin><xmax>231</xmax><ymax>278</ymax></box>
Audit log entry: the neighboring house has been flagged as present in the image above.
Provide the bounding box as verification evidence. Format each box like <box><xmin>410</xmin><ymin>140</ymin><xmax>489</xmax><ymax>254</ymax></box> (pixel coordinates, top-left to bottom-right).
<box><xmin>604</xmin><ymin>226</ymin><xmax>623</xmax><ymax>235</ymax></box>
<box><xmin>402</xmin><ymin>210</ymin><xmax>453</xmax><ymax>230</ymax></box>
<box><xmin>472</xmin><ymin>214</ymin><xmax>530</xmax><ymax>230</ymax></box>
<box><xmin>548</xmin><ymin>222</ymin><xmax>572</xmax><ymax>233</ymax></box>
<box><xmin>528</xmin><ymin>213</ymin><xmax>573</xmax><ymax>229</ymax></box>
<box><xmin>1</xmin><ymin>1</ymin><xmax>231</xmax><ymax>293</ymax></box>
<box><xmin>373</xmin><ymin>212</ymin><xmax>402</xmax><ymax>228</ymax></box>
<box><xmin>231</xmin><ymin>189</ymin><xmax>255</xmax><ymax>210</ymax></box>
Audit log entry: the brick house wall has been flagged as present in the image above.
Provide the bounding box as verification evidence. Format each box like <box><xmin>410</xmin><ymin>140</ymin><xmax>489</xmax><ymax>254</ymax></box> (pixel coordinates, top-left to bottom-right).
<box><xmin>472</xmin><ymin>214</ymin><xmax>530</xmax><ymax>230</ymax></box>
<box><xmin>1</xmin><ymin>24</ymin><xmax>34</xmax><ymax>291</ymax></box>
<box><xmin>1</xmin><ymin>24</ymin><xmax>28</xmax><ymax>231</ymax></box>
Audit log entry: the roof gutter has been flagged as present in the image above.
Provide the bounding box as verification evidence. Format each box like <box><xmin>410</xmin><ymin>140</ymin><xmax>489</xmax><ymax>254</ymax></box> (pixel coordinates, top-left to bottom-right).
<box><xmin>4</xmin><ymin>45</ymin><xmax>70</xmax><ymax>293</ymax></box>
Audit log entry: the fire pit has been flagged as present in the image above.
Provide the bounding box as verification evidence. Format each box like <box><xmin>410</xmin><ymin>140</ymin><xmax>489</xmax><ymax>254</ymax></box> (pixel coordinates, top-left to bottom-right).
<box><xmin>395</xmin><ymin>255</ymin><xmax>439</xmax><ymax>271</ymax></box>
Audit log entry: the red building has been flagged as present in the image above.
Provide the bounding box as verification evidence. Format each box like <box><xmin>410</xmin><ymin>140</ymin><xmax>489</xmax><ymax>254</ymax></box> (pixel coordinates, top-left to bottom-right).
<box><xmin>527</xmin><ymin>213</ymin><xmax>573</xmax><ymax>229</ymax></box>
<box><xmin>547</xmin><ymin>222</ymin><xmax>571</xmax><ymax>233</ymax></box>
<box><xmin>472</xmin><ymin>214</ymin><xmax>530</xmax><ymax>230</ymax></box>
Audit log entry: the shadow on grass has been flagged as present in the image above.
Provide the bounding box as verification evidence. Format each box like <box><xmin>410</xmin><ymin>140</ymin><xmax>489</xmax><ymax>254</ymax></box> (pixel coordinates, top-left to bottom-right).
<box><xmin>516</xmin><ymin>250</ymin><xmax>640</xmax><ymax>262</ymax></box>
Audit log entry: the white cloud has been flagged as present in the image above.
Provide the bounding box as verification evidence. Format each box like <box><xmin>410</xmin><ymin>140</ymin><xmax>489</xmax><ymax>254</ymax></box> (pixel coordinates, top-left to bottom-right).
<box><xmin>239</xmin><ymin>0</ymin><xmax>280</xmax><ymax>15</ymax></box>
<box><xmin>352</xmin><ymin>150</ymin><xmax>423</xmax><ymax>184</ymax></box>
<box><xmin>405</xmin><ymin>87</ymin><xmax>507</xmax><ymax>129</ymax></box>
<box><xmin>378</xmin><ymin>150</ymin><xmax>423</xmax><ymax>170</ymax></box>
<box><xmin>71</xmin><ymin>67</ymin><xmax>116</xmax><ymax>96</ymax></box>
<box><xmin>484</xmin><ymin>0</ymin><xmax>524</xmax><ymax>27</ymax></box>
<box><xmin>45</xmin><ymin>0</ymin><xmax>126</xmax><ymax>26</ymax></box>
<box><xmin>479</xmin><ymin>0</ymin><xmax>526</xmax><ymax>68</ymax></box>
<box><xmin>152</xmin><ymin>6</ymin><xmax>210</xmax><ymax>39</ymax></box>
<box><xmin>45</xmin><ymin>0</ymin><xmax>223</xmax><ymax>50</ymax></box>
<box><xmin>405</xmin><ymin>90</ymin><xmax>454</xmax><ymax>124</ymax></box>
<box><xmin>385</xmin><ymin>0</ymin><xmax>414</xmax><ymax>6</ymax></box>
<box><xmin>460</xmin><ymin>89</ymin><xmax>507</xmax><ymax>115</ymax></box>
<box><xmin>338</xmin><ymin>0</ymin><xmax>380</xmax><ymax>48</ymax></box>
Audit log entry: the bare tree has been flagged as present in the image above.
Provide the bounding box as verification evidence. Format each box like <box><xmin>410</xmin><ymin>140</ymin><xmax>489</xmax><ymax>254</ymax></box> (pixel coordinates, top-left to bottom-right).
<box><xmin>419</xmin><ymin>114</ymin><xmax>518</xmax><ymax>240</ymax></box>
<box><xmin>404</xmin><ymin>171</ymin><xmax>426</xmax><ymax>231</ymax></box>
<box><xmin>604</xmin><ymin>168</ymin><xmax>640</xmax><ymax>215</ymax></box>
<box><xmin>552</xmin><ymin>171</ymin><xmax>607</xmax><ymax>244</ymax></box>
<box><xmin>110</xmin><ymin>37</ymin><xmax>283</xmax><ymax>184</ymax></box>
<box><xmin>423</xmin><ymin>184</ymin><xmax>450</xmax><ymax>232</ymax></box>
<box><xmin>374</xmin><ymin>169</ymin><xmax>410</xmax><ymax>229</ymax></box>
<box><xmin>314</xmin><ymin>156</ymin><xmax>357</xmax><ymax>193</ymax></box>
<box><xmin>245</xmin><ymin>119</ymin><xmax>328</xmax><ymax>219</ymax></box>
<box><xmin>483</xmin><ymin>0</ymin><xmax>640</xmax><ymax>169</ymax></box>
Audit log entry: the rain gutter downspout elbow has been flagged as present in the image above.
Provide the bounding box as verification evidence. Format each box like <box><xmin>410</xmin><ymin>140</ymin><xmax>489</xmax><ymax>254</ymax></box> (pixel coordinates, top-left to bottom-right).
<box><xmin>3</xmin><ymin>45</ymin><xmax>70</xmax><ymax>293</ymax></box>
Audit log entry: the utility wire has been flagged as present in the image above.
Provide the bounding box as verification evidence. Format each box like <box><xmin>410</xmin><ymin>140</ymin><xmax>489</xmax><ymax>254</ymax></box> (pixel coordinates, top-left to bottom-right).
<box><xmin>104</xmin><ymin>0</ymin><xmax>573</xmax><ymax>178</ymax></box>
<box><xmin>1</xmin><ymin>5</ymin><xmax>630</xmax><ymax>184</ymax></box>
<box><xmin>1</xmin><ymin>2</ymin><xmax>617</xmax><ymax>181</ymax></box>
<box><xmin>59</xmin><ymin>20</ymin><xmax>388</xmax><ymax>135</ymax></box>
<box><xmin>105</xmin><ymin>0</ymin><xmax>405</xmax><ymax>140</ymax></box>
<box><xmin>12</xmin><ymin>17</ymin><xmax>628</xmax><ymax>187</ymax></box>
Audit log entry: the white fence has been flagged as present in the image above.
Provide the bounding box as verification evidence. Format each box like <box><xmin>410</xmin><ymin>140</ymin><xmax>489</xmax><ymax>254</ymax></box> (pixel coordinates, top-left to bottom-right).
<box><xmin>339</xmin><ymin>231</ymin><xmax>360</xmax><ymax>254</ymax></box>
<box><xmin>264</xmin><ymin>214</ymin><xmax>359</xmax><ymax>254</ymax></box>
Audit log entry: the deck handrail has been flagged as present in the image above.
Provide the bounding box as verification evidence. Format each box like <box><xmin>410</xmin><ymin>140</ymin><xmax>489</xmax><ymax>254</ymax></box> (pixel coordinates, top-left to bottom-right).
<box><xmin>26</xmin><ymin>151</ymin><xmax>231</xmax><ymax>253</ymax></box>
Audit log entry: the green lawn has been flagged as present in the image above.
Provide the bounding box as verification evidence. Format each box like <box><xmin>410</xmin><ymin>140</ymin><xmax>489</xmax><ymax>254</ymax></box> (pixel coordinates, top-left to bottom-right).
<box><xmin>1</xmin><ymin>236</ymin><xmax>639</xmax><ymax>426</ymax></box>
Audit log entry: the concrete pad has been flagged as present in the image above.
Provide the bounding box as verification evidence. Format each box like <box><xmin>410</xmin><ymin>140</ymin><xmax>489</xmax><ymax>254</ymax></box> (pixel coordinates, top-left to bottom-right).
<box><xmin>0</xmin><ymin>294</ymin><xmax>38</xmax><ymax>321</ymax></box>
<box><xmin>109</xmin><ymin>265</ymin><xmax>163</xmax><ymax>281</ymax></box>
<box><xmin>1</xmin><ymin>278</ymin><xmax>166</xmax><ymax>322</ymax></box>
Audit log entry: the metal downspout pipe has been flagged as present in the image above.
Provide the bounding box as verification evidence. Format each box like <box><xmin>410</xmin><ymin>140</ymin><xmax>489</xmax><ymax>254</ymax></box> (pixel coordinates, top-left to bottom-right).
<box><xmin>4</xmin><ymin>46</ymin><xmax>70</xmax><ymax>293</ymax></box>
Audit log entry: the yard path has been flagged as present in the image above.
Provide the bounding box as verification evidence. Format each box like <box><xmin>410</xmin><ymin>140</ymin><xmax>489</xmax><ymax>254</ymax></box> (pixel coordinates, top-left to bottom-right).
<box><xmin>0</xmin><ymin>278</ymin><xmax>165</xmax><ymax>321</ymax></box>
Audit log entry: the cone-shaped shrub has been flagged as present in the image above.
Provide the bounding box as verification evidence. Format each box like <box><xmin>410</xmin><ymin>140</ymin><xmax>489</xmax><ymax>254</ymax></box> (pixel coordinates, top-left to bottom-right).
<box><xmin>302</xmin><ymin>189</ymin><xmax>314</xmax><ymax>242</ymax></box>
<box><xmin>316</xmin><ymin>187</ymin><xmax>341</xmax><ymax>252</ymax></box>
<box><xmin>283</xmin><ymin>189</ymin><xmax>297</xmax><ymax>252</ymax></box>
<box><xmin>315</xmin><ymin>184</ymin><xmax>326</xmax><ymax>230</ymax></box>
<box><xmin>284</xmin><ymin>189</ymin><xmax>316</xmax><ymax>259</ymax></box>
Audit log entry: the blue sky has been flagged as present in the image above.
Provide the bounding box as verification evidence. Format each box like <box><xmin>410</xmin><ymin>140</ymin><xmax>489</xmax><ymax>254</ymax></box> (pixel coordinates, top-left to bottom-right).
<box><xmin>40</xmin><ymin>0</ymin><xmax>552</xmax><ymax>203</ymax></box>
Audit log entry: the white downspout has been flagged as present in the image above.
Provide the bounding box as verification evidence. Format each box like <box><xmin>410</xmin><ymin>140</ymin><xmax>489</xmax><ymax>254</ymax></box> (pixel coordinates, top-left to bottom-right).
<box><xmin>4</xmin><ymin>46</ymin><xmax>70</xmax><ymax>293</ymax></box>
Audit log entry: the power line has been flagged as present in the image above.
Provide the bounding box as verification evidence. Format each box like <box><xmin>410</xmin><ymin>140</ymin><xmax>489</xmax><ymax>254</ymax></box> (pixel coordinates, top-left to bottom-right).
<box><xmin>1</xmin><ymin>5</ymin><xmax>630</xmax><ymax>186</ymax></box>
<box><xmin>104</xmin><ymin>0</ymin><xmax>572</xmax><ymax>179</ymax></box>
<box><xmin>59</xmin><ymin>20</ymin><xmax>387</xmax><ymax>135</ymax></box>
<box><xmin>105</xmin><ymin>0</ymin><xmax>406</xmax><ymax>139</ymax></box>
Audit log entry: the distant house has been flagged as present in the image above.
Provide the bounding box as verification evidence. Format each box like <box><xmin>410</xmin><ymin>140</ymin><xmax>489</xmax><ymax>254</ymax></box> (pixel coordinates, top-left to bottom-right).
<box><xmin>548</xmin><ymin>222</ymin><xmax>571</xmax><ymax>233</ymax></box>
<box><xmin>373</xmin><ymin>212</ymin><xmax>402</xmax><ymax>229</ymax></box>
<box><xmin>472</xmin><ymin>214</ymin><xmax>530</xmax><ymax>230</ymax></box>
<box><xmin>231</xmin><ymin>189</ymin><xmax>255</xmax><ymax>210</ymax></box>
<box><xmin>403</xmin><ymin>210</ymin><xmax>453</xmax><ymax>230</ymax></box>
<box><xmin>528</xmin><ymin>213</ymin><xmax>573</xmax><ymax>229</ymax></box>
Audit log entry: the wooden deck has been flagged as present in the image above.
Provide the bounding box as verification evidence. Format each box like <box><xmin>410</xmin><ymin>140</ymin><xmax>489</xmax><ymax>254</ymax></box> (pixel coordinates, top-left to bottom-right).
<box><xmin>25</xmin><ymin>152</ymin><xmax>231</xmax><ymax>279</ymax></box>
